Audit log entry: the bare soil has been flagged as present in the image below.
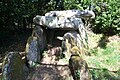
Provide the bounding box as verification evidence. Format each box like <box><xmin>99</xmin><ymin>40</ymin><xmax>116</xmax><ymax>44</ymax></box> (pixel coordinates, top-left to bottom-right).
<box><xmin>27</xmin><ymin>52</ymin><xmax>73</xmax><ymax>80</ymax></box>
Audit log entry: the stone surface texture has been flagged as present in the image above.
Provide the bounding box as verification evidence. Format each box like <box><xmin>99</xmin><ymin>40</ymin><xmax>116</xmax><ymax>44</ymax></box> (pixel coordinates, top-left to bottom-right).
<box><xmin>33</xmin><ymin>10</ymin><xmax>95</xmax><ymax>29</ymax></box>
<box><xmin>25</xmin><ymin>36</ymin><xmax>40</xmax><ymax>62</ymax></box>
<box><xmin>2</xmin><ymin>52</ymin><xmax>28</xmax><ymax>80</ymax></box>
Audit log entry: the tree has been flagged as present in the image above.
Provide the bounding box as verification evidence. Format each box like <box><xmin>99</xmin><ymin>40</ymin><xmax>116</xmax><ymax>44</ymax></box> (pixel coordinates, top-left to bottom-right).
<box><xmin>0</xmin><ymin>0</ymin><xmax>119</xmax><ymax>35</ymax></box>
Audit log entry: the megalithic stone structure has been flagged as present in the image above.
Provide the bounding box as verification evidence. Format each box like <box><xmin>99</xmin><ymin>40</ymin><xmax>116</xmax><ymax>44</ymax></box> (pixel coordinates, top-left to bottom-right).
<box><xmin>1</xmin><ymin>10</ymin><xmax>95</xmax><ymax>80</ymax></box>
<box><xmin>2</xmin><ymin>52</ymin><xmax>29</xmax><ymax>80</ymax></box>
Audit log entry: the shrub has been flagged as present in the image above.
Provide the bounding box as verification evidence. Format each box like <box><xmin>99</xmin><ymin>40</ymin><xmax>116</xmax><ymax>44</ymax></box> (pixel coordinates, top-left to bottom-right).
<box><xmin>92</xmin><ymin>0</ymin><xmax>120</xmax><ymax>35</ymax></box>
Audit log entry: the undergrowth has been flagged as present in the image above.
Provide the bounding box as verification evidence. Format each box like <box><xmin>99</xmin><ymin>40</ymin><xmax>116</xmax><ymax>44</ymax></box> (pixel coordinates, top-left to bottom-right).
<box><xmin>84</xmin><ymin>32</ymin><xmax>120</xmax><ymax>80</ymax></box>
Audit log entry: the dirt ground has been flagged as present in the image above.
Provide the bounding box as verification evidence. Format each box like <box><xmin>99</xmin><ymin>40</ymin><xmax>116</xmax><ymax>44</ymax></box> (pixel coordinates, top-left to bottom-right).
<box><xmin>0</xmin><ymin>29</ymin><xmax>74</xmax><ymax>80</ymax></box>
<box><xmin>0</xmin><ymin>29</ymin><xmax>119</xmax><ymax>80</ymax></box>
<box><xmin>27</xmin><ymin>52</ymin><xmax>73</xmax><ymax>80</ymax></box>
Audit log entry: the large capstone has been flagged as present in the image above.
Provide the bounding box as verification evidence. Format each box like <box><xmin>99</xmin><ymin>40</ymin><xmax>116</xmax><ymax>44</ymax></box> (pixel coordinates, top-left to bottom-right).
<box><xmin>33</xmin><ymin>10</ymin><xmax>95</xmax><ymax>29</ymax></box>
<box><xmin>2</xmin><ymin>52</ymin><xmax>29</xmax><ymax>80</ymax></box>
<box><xmin>33</xmin><ymin>15</ymin><xmax>83</xmax><ymax>29</ymax></box>
<box><xmin>25</xmin><ymin>36</ymin><xmax>40</xmax><ymax>63</ymax></box>
<box><xmin>45</xmin><ymin>10</ymin><xmax>95</xmax><ymax>19</ymax></box>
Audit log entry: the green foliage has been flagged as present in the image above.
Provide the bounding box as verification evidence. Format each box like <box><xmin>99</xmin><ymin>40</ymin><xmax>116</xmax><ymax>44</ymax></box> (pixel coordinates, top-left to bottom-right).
<box><xmin>0</xmin><ymin>0</ymin><xmax>38</xmax><ymax>29</ymax></box>
<box><xmin>75</xmin><ymin>70</ymin><xmax>80</xmax><ymax>79</ymax></box>
<box><xmin>0</xmin><ymin>0</ymin><xmax>119</xmax><ymax>34</ymax></box>
<box><xmin>62</xmin><ymin>0</ymin><xmax>120</xmax><ymax>35</ymax></box>
<box><xmin>63</xmin><ymin>0</ymin><xmax>120</xmax><ymax>35</ymax></box>
<box><xmin>90</xmin><ymin>69</ymin><xmax>120</xmax><ymax>80</ymax></box>
<box><xmin>92</xmin><ymin>0</ymin><xmax>120</xmax><ymax>35</ymax></box>
<box><xmin>86</xmin><ymin>33</ymin><xmax>120</xmax><ymax>80</ymax></box>
<box><xmin>0</xmin><ymin>0</ymin><xmax>51</xmax><ymax>30</ymax></box>
<box><xmin>63</xmin><ymin>0</ymin><xmax>91</xmax><ymax>10</ymax></box>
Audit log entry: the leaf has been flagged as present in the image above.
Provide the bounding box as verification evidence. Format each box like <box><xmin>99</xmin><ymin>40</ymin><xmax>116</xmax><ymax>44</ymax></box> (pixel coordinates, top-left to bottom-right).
<box><xmin>102</xmin><ymin>13</ymin><xmax>107</xmax><ymax>17</ymax></box>
<box><xmin>96</xmin><ymin>6</ymin><xmax>101</xmax><ymax>12</ymax></box>
<box><xmin>117</xmin><ymin>27</ymin><xmax>120</xmax><ymax>30</ymax></box>
<box><xmin>96</xmin><ymin>20</ymin><xmax>100</xmax><ymax>24</ymax></box>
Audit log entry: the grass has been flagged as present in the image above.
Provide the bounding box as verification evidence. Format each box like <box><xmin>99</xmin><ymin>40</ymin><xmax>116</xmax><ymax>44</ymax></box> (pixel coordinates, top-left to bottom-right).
<box><xmin>83</xmin><ymin>32</ymin><xmax>120</xmax><ymax>80</ymax></box>
<box><xmin>25</xmin><ymin>32</ymin><xmax>120</xmax><ymax>80</ymax></box>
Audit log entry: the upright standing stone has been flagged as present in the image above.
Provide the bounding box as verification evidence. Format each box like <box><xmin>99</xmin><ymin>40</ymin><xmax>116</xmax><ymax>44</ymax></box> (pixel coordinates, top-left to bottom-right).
<box><xmin>69</xmin><ymin>54</ymin><xmax>92</xmax><ymax>80</ymax></box>
<box><xmin>2</xmin><ymin>52</ymin><xmax>28</xmax><ymax>80</ymax></box>
<box><xmin>25</xmin><ymin>36</ymin><xmax>40</xmax><ymax>63</ymax></box>
<box><xmin>61</xmin><ymin>31</ymin><xmax>86</xmax><ymax>59</ymax></box>
<box><xmin>32</xmin><ymin>25</ymin><xmax>47</xmax><ymax>52</ymax></box>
